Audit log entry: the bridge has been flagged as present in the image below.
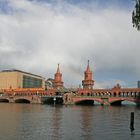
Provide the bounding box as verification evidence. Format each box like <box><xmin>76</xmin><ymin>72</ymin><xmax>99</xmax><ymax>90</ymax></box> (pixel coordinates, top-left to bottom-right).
<box><xmin>0</xmin><ymin>95</ymin><xmax>41</xmax><ymax>104</ymax></box>
<box><xmin>41</xmin><ymin>95</ymin><xmax>63</xmax><ymax>104</ymax></box>
<box><xmin>0</xmin><ymin>88</ymin><xmax>64</xmax><ymax>104</ymax></box>
<box><xmin>71</xmin><ymin>84</ymin><xmax>140</xmax><ymax>105</ymax></box>
<box><xmin>70</xmin><ymin>95</ymin><xmax>140</xmax><ymax>106</ymax></box>
<box><xmin>0</xmin><ymin>85</ymin><xmax>140</xmax><ymax>106</ymax></box>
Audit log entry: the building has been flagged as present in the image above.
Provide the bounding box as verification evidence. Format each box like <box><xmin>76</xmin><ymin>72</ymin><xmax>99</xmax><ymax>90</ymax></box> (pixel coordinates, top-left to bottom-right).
<box><xmin>138</xmin><ymin>81</ymin><xmax>140</xmax><ymax>88</ymax></box>
<box><xmin>45</xmin><ymin>78</ymin><xmax>54</xmax><ymax>89</ymax></box>
<box><xmin>53</xmin><ymin>64</ymin><xmax>64</xmax><ymax>89</ymax></box>
<box><xmin>82</xmin><ymin>60</ymin><xmax>94</xmax><ymax>89</ymax></box>
<box><xmin>0</xmin><ymin>69</ymin><xmax>45</xmax><ymax>89</ymax></box>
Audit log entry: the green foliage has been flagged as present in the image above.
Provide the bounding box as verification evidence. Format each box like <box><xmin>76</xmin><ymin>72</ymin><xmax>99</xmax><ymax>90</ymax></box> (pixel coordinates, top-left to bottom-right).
<box><xmin>132</xmin><ymin>0</ymin><xmax>140</xmax><ymax>30</ymax></box>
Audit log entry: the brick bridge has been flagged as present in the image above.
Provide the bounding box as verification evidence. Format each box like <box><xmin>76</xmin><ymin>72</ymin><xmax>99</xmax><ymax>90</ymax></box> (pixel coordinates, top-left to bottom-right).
<box><xmin>1</xmin><ymin>61</ymin><xmax>140</xmax><ymax>105</ymax></box>
<box><xmin>69</xmin><ymin>84</ymin><xmax>140</xmax><ymax>105</ymax></box>
<box><xmin>0</xmin><ymin>88</ymin><xmax>64</xmax><ymax>104</ymax></box>
<box><xmin>0</xmin><ymin>85</ymin><xmax>140</xmax><ymax>106</ymax></box>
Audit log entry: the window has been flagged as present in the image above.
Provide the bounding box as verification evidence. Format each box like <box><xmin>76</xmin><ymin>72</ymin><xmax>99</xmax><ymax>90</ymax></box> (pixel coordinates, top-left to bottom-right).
<box><xmin>23</xmin><ymin>75</ymin><xmax>42</xmax><ymax>88</ymax></box>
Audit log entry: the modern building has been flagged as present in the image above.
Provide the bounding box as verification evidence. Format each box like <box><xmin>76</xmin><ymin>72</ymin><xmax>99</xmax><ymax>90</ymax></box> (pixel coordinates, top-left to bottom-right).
<box><xmin>138</xmin><ymin>81</ymin><xmax>140</xmax><ymax>88</ymax></box>
<box><xmin>0</xmin><ymin>69</ymin><xmax>45</xmax><ymax>89</ymax></box>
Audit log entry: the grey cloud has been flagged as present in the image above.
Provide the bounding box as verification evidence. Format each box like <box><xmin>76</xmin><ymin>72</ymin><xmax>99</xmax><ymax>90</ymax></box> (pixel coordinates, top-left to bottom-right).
<box><xmin>0</xmin><ymin>0</ymin><xmax>140</xmax><ymax>88</ymax></box>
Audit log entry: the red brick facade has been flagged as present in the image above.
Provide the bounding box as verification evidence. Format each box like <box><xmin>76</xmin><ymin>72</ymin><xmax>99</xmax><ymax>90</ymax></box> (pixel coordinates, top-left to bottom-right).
<box><xmin>82</xmin><ymin>60</ymin><xmax>94</xmax><ymax>89</ymax></box>
<box><xmin>53</xmin><ymin>64</ymin><xmax>64</xmax><ymax>89</ymax></box>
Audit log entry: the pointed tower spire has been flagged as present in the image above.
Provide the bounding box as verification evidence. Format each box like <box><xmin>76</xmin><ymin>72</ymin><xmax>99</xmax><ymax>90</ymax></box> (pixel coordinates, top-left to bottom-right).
<box><xmin>86</xmin><ymin>60</ymin><xmax>91</xmax><ymax>72</ymax></box>
<box><xmin>53</xmin><ymin>63</ymin><xmax>64</xmax><ymax>89</ymax></box>
<box><xmin>82</xmin><ymin>60</ymin><xmax>94</xmax><ymax>89</ymax></box>
<box><xmin>57</xmin><ymin>63</ymin><xmax>60</xmax><ymax>73</ymax></box>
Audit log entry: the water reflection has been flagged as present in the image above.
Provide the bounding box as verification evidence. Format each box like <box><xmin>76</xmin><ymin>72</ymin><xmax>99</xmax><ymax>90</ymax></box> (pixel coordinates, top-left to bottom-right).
<box><xmin>49</xmin><ymin>105</ymin><xmax>63</xmax><ymax>140</ymax></box>
<box><xmin>0</xmin><ymin>104</ymin><xmax>140</xmax><ymax>140</ymax></box>
<box><xmin>80</xmin><ymin>106</ymin><xmax>94</xmax><ymax>140</ymax></box>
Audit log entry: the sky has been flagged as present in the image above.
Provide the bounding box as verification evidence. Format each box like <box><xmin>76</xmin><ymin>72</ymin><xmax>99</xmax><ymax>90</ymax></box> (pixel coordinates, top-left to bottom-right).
<box><xmin>0</xmin><ymin>0</ymin><xmax>140</xmax><ymax>89</ymax></box>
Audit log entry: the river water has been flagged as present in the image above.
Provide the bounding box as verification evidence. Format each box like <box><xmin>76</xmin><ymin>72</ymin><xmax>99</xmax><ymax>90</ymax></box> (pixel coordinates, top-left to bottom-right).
<box><xmin>0</xmin><ymin>103</ymin><xmax>140</xmax><ymax>140</ymax></box>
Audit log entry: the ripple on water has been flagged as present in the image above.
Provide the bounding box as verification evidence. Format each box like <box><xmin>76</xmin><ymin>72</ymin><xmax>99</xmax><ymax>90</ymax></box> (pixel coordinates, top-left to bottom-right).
<box><xmin>0</xmin><ymin>104</ymin><xmax>140</xmax><ymax>140</ymax></box>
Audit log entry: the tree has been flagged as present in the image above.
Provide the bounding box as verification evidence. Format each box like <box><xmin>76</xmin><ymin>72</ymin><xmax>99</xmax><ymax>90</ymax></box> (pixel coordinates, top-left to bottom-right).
<box><xmin>132</xmin><ymin>0</ymin><xmax>140</xmax><ymax>30</ymax></box>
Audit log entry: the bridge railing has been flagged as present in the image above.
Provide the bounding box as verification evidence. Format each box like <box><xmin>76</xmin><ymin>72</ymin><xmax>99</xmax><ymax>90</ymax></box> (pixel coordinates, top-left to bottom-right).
<box><xmin>75</xmin><ymin>92</ymin><xmax>140</xmax><ymax>98</ymax></box>
<box><xmin>1</xmin><ymin>92</ymin><xmax>140</xmax><ymax>99</ymax></box>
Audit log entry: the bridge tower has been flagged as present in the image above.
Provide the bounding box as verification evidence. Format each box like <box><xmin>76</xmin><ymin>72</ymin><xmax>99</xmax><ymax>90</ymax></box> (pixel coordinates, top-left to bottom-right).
<box><xmin>53</xmin><ymin>64</ymin><xmax>64</xmax><ymax>89</ymax></box>
<box><xmin>82</xmin><ymin>60</ymin><xmax>94</xmax><ymax>89</ymax></box>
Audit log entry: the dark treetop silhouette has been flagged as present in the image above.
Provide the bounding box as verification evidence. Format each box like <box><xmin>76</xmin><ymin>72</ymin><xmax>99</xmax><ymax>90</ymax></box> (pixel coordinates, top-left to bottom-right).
<box><xmin>132</xmin><ymin>0</ymin><xmax>140</xmax><ymax>30</ymax></box>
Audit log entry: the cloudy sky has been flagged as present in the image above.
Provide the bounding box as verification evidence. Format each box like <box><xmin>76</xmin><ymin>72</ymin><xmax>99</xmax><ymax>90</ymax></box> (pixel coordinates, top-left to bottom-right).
<box><xmin>0</xmin><ymin>0</ymin><xmax>140</xmax><ymax>88</ymax></box>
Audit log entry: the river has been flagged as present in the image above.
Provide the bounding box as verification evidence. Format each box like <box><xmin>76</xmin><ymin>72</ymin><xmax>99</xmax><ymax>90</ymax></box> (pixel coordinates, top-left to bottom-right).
<box><xmin>0</xmin><ymin>103</ymin><xmax>140</xmax><ymax>140</ymax></box>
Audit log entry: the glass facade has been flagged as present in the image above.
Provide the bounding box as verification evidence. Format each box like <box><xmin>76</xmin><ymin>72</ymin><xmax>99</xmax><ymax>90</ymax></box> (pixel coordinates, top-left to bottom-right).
<box><xmin>138</xmin><ymin>81</ymin><xmax>140</xmax><ymax>88</ymax></box>
<box><xmin>23</xmin><ymin>75</ymin><xmax>42</xmax><ymax>88</ymax></box>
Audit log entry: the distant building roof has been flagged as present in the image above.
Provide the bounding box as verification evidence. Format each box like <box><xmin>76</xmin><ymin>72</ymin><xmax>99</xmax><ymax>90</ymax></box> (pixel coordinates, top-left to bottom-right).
<box><xmin>1</xmin><ymin>69</ymin><xmax>44</xmax><ymax>79</ymax></box>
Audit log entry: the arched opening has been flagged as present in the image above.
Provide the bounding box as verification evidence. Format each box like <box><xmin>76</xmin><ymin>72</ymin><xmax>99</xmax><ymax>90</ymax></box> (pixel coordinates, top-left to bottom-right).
<box><xmin>113</xmin><ymin>92</ymin><xmax>117</xmax><ymax>97</ymax></box>
<box><xmin>124</xmin><ymin>92</ymin><xmax>127</xmax><ymax>97</ymax></box>
<box><xmin>56</xmin><ymin>92</ymin><xmax>61</xmax><ymax>96</ymax></box>
<box><xmin>65</xmin><ymin>95</ymin><xmax>68</xmax><ymax>102</ymax></box>
<box><xmin>118</xmin><ymin>92</ymin><xmax>121</xmax><ymax>97</ymax></box>
<box><xmin>110</xmin><ymin>100</ymin><xmax>122</xmax><ymax>106</ymax></box>
<box><xmin>131</xmin><ymin>92</ymin><xmax>135</xmax><ymax>97</ymax></box>
<box><xmin>87</xmin><ymin>93</ymin><xmax>90</xmax><ymax>96</ymax></box>
<box><xmin>42</xmin><ymin>98</ymin><xmax>53</xmax><ymax>104</ymax></box>
<box><xmin>137</xmin><ymin>92</ymin><xmax>140</xmax><ymax>98</ymax></box>
<box><xmin>0</xmin><ymin>99</ymin><xmax>9</xmax><ymax>103</ymax></box>
<box><xmin>15</xmin><ymin>99</ymin><xmax>30</xmax><ymax>104</ymax></box>
<box><xmin>122</xmin><ymin>100</ymin><xmax>136</xmax><ymax>106</ymax></box>
<box><xmin>75</xmin><ymin>100</ymin><xmax>94</xmax><ymax>106</ymax></box>
<box><xmin>81</xmin><ymin>93</ymin><xmax>84</xmax><ymax>96</ymax></box>
<box><xmin>42</xmin><ymin>97</ymin><xmax>63</xmax><ymax>105</ymax></box>
<box><xmin>111</xmin><ymin>100</ymin><xmax>137</xmax><ymax>106</ymax></box>
<box><xmin>108</xmin><ymin>92</ymin><xmax>112</xmax><ymax>96</ymax></box>
<box><xmin>126</xmin><ymin>92</ymin><xmax>129</xmax><ymax>97</ymax></box>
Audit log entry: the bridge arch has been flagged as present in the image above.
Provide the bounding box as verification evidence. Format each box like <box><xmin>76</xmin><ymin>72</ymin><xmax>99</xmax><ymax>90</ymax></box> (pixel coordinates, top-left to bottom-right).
<box><xmin>122</xmin><ymin>98</ymin><xmax>137</xmax><ymax>105</ymax></box>
<box><xmin>75</xmin><ymin>99</ymin><xmax>94</xmax><ymax>105</ymax></box>
<box><xmin>42</xmin><ymin>97</ymin><xmax>63</xmax><ymax>105</ymax></box>
<box><xmin>0</xmin><ymin>98</ymin><xmax>9</xmax><ymax>103</ymax></box>
<box><xmin>74</xmin><ymin>98</ymin><xmax>103</xmax><ymax>105</ymax></box>
<box><xmin>110</xmin><ymin>99</ymin><xmax>123</xmax><ymax>105</ymax></box>
<box><xmin>113</xmin><ymin>92</ymin><xmax>117</xmax><ymax>97</ymax></box>
<box><xmin>110</xmin><ymin>98</ymin><xmax>137</xmax><ymax>105</ymax></box>
<box><xmin>15</xmin><ymin>98</ymin><xmax>30</xmax><ymax>103</ymax></box>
